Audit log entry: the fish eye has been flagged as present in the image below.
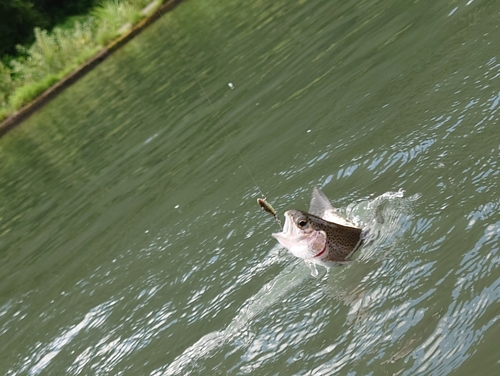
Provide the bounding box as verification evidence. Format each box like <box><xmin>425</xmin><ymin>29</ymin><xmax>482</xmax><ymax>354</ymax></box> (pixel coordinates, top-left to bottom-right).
<box><xmin>298</xmin><ymin>219</ymin><xmax>308</xmax><ymax>228</ymax></box>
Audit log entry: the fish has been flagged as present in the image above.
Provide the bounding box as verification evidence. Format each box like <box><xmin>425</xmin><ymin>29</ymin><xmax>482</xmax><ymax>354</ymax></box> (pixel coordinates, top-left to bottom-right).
<box><xmin>272</xmin><ymin>187</ymin><xmax>363</xmax><ymax>267</ymax></box>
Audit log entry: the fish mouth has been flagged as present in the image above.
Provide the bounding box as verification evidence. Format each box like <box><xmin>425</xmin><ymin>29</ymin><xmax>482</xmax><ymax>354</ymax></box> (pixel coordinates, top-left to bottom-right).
<box><xmin>272</xmin><ymin>211</ymin><xmax>294</xmax><ymax>239</ymax></box>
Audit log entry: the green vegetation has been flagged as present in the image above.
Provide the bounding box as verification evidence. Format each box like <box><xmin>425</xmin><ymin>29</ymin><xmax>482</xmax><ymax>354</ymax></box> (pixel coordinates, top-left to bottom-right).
<box><xmin>0</xmin><ymin>0</ymin><xmax>97</xmax><ymax>57</ymax></box>
<box><xmin>0</xmin><ymin>0</ymin><xmax>161</xmax><ymax>122</ymax></box>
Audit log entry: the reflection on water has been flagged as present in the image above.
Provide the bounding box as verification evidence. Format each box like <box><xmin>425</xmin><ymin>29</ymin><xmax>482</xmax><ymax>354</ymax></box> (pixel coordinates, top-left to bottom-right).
<box><xmin>1</xmin><ymin>0</ymin><xmax>500</xmax><ymax>375</ymax></box>
<box><xmin>157</xmin><ymin>250</ymin><xmax>302</xmax><ymax>375</ymax></box>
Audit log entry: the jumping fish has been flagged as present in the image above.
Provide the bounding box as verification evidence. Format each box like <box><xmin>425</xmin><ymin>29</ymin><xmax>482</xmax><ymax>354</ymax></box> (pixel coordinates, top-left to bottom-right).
<box><xmin>271</xmin><ymin>187</ymin><xmax>363</xmax><ymax>268</ymax></box>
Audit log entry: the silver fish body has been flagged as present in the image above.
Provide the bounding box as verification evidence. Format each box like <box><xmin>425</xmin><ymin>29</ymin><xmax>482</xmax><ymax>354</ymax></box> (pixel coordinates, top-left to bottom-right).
<box><xmin>272</xmin><ymin>188</ymin><xmax>363</xmax><ymax>266</ymax></box>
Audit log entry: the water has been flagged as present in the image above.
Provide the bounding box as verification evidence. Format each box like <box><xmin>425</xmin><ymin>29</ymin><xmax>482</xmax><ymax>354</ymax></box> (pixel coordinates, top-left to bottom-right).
<box><xmin>1</xmin><ymin>0</ymin><xmax>499</xmax><ymax>374</ymax></box>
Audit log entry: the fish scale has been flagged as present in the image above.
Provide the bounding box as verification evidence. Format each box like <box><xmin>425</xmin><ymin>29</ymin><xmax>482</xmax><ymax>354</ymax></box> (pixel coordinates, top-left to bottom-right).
<box><xmin>297</xmin><ymin>211</ymin><xmax>363</xmax><ymax>261</ymax></box>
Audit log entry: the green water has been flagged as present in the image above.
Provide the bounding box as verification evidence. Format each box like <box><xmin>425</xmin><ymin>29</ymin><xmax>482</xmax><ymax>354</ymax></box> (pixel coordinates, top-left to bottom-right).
<box><xmin>1</xmin><ymin>0</ymin><xmax>499</xmax><ymax>374</ymax></box>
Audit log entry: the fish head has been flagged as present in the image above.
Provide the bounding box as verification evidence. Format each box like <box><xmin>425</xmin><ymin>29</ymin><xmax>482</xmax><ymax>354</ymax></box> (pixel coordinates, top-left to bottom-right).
<box><xmin>272</xmin><ymin>210</ymin><xmax>327</xmax><ymax>260</ymax></box>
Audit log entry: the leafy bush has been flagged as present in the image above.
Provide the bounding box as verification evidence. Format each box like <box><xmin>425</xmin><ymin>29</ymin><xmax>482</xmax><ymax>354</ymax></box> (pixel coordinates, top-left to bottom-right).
<box><xmin>11</xmin><ymin>20</ymin><xmax>98</xmax><ymax>83</ymax></box>
<box><xmin>0</xmin><ymin>62</ymin><xmax>14</xmax><ymax>109</ymax></box>
<box><xmin>0</xmin><ymin>0</ymin><xmax>161</xmax><ymax>121</ymax></box>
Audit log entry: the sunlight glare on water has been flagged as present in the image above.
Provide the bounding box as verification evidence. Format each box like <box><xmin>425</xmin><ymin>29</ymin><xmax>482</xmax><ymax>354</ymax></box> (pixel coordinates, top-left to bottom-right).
<box><xmin>0</xmin><ymin>0</ymin><xmax>499</xmax><ymax>375</ymax></box>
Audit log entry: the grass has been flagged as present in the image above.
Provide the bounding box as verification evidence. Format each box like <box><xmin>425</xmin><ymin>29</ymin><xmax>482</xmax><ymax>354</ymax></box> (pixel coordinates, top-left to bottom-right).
<box><xmin>0</xmin><ymin>0</ymin><xmax>162</xmax><ymax>122</ymax></box>
<box><xmin>92</xmin><ymin>0</ymin><xmax>145</xmax><ymax>45</ymax></box>
<box><xmin>9</xmin><ymin>74</ymin><xmax>61</xmax><ymax>109</ymax></box>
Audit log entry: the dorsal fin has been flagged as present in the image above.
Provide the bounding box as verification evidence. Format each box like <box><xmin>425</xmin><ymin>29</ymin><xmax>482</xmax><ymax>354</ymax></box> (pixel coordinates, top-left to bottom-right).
<box><xmin>309</xmin><ymin>187</ymin><xmax>334</xmax><ymax>217</ymax></box>
<box><xmin>309</xmin><ymin>187</ymin><xmax>360</xmax><ymax>228</ymax></box>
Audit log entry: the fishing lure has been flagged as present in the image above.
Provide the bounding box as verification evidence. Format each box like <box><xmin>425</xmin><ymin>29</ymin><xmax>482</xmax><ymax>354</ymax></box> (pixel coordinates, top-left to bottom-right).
<box><xmin>257</xmin><ymin>197</ymin><xmax>282</xmax><ymax>228</ymax></box>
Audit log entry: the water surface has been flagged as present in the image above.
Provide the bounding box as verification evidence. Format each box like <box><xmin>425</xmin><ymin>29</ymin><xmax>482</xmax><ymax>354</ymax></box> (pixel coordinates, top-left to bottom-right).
<box><xmin>1</xmin><ymin>0</ymin><xmax>499</xmax><ymax>374</ymax></box>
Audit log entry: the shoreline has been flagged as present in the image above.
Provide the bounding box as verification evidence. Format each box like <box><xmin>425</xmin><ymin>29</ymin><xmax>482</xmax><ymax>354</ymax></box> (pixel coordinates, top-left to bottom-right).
<box><xmin>0</xmin><ymin>0</ymin><xmax>185</xmax><ymax>138</ymax></box>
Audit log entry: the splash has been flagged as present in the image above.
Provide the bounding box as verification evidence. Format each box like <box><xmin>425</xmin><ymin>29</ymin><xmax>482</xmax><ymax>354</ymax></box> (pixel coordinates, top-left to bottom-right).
<box><xmin>346</xmin><ymin>189</ymin><xmax>420</xmax><ymax>262</ymax></box>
